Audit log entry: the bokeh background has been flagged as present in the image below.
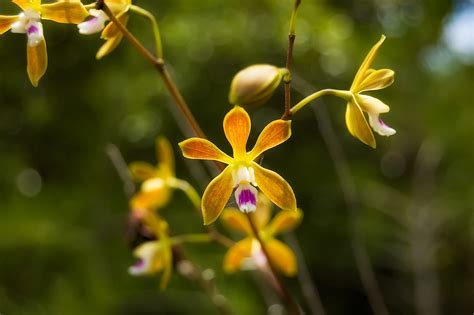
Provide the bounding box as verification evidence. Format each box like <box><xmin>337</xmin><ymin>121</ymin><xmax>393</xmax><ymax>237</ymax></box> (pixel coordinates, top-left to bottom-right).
<box><xmin>1</xmin><ymin>0</ymin><xmax>473</xmax><ymax>314</ymax></box>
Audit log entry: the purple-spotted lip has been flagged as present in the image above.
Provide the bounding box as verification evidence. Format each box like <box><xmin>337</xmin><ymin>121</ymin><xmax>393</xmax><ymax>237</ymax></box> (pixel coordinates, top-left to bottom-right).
<box><xmin>133</xmin><ymin>259</ymin><xmax>145</xmax><ymax>268</ymax></box>
<box><xmin>238</xmin><ymin>188</ymin><xmax>257</xmax><ymax>207</ymax></box>
<box><xmin>27</xmin><ymin>25</ymin><xmax>39</xmax><ymax>35</ymax></box>
<box><xmin>378</xmin><ymin>117</ymin><xmax>387</xmax><ymax>126</ymax></box>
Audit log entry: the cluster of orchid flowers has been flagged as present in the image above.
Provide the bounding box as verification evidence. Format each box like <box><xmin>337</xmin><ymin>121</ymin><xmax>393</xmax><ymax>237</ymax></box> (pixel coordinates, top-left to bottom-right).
<box><xmin>1</xmin><ymin>0</ymin><xmax>398</xmax><ymax>293</ymax></box>
<box><xmin>0</xmin><ymin>0</ymin><xmax>131</xmax><ymax>86</ymax></box>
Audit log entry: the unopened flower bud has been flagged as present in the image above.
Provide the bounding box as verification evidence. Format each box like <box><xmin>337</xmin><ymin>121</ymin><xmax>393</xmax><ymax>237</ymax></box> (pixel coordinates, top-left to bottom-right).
<box><xmin>229</xmin><ymin>64</ymin><xmax>286</xmax><ymax>108</ymax></box>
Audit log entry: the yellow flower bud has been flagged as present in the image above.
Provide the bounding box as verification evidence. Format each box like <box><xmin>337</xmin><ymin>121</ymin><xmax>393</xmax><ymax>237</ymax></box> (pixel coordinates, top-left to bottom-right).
<box><xmin>229</xmin><ymin>64</ymin><xmax>286</xmax><ymax>108</ymax></box>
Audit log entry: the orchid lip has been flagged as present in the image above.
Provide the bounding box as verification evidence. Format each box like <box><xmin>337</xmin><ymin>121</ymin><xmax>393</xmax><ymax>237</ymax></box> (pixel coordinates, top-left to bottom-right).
<box><xmin>27</xmin><ymin>25</ymin><xmax>38</xmax><ymax>35</ymax></box>
<box><xmin>133</xmin><ymin>259</ymin><xmax>145</xmax><ymax>268</ymax></box>
<box><xmin>235</xmin><ymin>183</ymin><xmax>258</xmax><ymax>213</ymax></box>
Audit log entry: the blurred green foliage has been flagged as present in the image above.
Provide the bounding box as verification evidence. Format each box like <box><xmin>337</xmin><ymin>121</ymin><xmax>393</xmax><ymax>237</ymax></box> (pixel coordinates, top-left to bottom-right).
<box><xmin>1</xmin><ymin>0</ymin><xmax>473</xmax><ymax>314</ymax></box>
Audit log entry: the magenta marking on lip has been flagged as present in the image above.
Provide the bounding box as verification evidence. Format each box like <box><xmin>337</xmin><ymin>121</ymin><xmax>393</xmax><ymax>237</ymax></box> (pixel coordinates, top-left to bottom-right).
<box><xmin>27</xmin><ymin>25</ymin><xmax>38</xmax><ymax>34</ymax></box>
<box><xmin>133</xmin><ymin>259</ymin><xmax>145</xmax><ymax>268</ymax></box>
<box><xmin>378</xmin><ymin>118</ymin><xmax>387</xmax><ymax>126</ymax></box>
<box><xmin>238</xmin><ymin>189</ymin><xmax>257</xmax><ymax>207</ymax></box>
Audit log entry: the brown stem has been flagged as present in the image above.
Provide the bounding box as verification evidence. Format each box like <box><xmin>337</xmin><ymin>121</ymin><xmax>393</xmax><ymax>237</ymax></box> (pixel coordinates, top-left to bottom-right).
<box><xmin>282</xmin><ymin>34</ymin><xmax>296</xmax><ymax>120</ymax></box>
<box><xmin>246</xmin><ymin>213</ymin><xmax>301</xmax><ymax>315</ymax></box>
<box><xmin>98</xmin><ymin>1</ymin><xmax>206</xmax><ymax>139</ymax></box>
<box><xmin>97</xmin><ymin>1</ymin><xmax>300</xmax><ymax>312</ymax></box>
<box><xmin>281</xmin><ymin>0</ymin><xmax>301</xmax><ymax>120</ymax></box>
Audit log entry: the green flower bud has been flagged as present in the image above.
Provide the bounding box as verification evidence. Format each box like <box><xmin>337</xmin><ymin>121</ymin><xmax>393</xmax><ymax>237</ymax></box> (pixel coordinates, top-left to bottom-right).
<box><xmin>229</xmin><ymin>64</ymin><xmax>287</xmax><ymax>108</ymax></box>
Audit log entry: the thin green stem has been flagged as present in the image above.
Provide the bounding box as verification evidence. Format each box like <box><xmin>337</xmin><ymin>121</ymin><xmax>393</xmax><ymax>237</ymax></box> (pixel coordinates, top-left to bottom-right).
<box><xmin>168</xmin><ymin>178</ymin><xmax>202</xmax><ymax>209</ymax></box>
<box><xmin>168</xmin><ymin>177</ymin><xmax>235</xmax><ymax>248</ymax></box>
<box><xmin>289</xmin><ymin>0</ymin><xmax>302</xmax><ymax>36</ymax></box>
<box><xmin>290</xmin><ymin>89</ymin><xmax>350</xmax><ymax>116</ymax></box>
<box><xmin>172</xmin><ymin>233</ymin><xmax>213</xmax><ymax>244</ymax></box>
<box><xmin>130</xmin><ymin>5</ymin><xmax>164</xmax><ymax>59</ymax></box>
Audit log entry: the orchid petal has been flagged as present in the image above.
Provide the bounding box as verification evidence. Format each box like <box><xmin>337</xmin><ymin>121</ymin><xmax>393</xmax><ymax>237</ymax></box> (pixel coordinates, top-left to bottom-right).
<box><xmin>345</xmin><ymin>97</ymin><xmax>375</xmax><ymax>148</ymax></box>
<box><xmin>267</xmin><ymin>239</ymin><xmax>297</xmax><ymax>276</ymax></box>
<box><xmin>156</xmin><ymin>137</ymin><xmax>175</xmax><ymax>178</ymax></box>
<box><xmin>179</xmin><ymin>138</ymin><xmax>233</xmax><ymax>164</ymax></box>
<box><xmin>350</xmin><ymin>35</ymin><xmax>386</xmax><ymax>91</ymax></box>
<box><xmin>221</xmin><ymin>208</ymin><xmax>252</xmax><ymax>234</ymax></box>
<box><xmin>41</xmin><ymin>0</ymin><xmax>89</xmax><ymax>24</ymax></box>
<box><xmin>356</xmin><ymin>94</ymin><xmax>390</xmax><ymax>114</ymax></box>
<box><xmin>130</xmin><ymin>183</ymin><xmax>171</xmax><ymax>210</ymax></box>
<box><xmin>224</xmin><ymin>106</ymin><xmax>251</xmax><ymax>159</ymax></box>
<box><xmin>96</xmin><ymin>12</ymin><xmax>128</xmax><ymax>59</ymax></box>
<box><xmin>248</xmin><ymin>119</ymin><xmax>292</xmax><ymax>160</ymax></box>
<box><xmin>253</xmin><ymin>194</ymin><xmax>272</xmax><ymax>229</ymax></box>
<box><xmin>368</xmin><ymin>113</ymin><xmax>396</xmax><ymax>136</ymax></box>
<box><xmin>0</xmin><ymin>15</ymin><xmax>19</xmax><ymax>35</ymax></box>
<box><xmin>252</xmin><ymin>162</ymin><xmax>296</xmax><ymax>212</ymax></box>
<box><xmin>223</xmin><ymin>238</ymin><xmax>253</xmax><ymax>273</ymax></box>
<box><xmin>96</xmin><ymin>32</ymin><xmax>123</xmax><ymax>59</ymax></box>
<box><xmin>356</xmin><ymin>69</ymin><xmax>395</xmax><ymax>93</ymax></box>
<box><xmin>129</xmin><ymin>241</ymin><xmax>163</xmax><ymax>275</ymax></box>
<box><xmin>160</xmin><ymin>241</ymin><xmax>173</xmax><ymax>289</ymax></box>
<box><xmin>266</xmin><ymin>209</ymin><xmax>302</xmax><ymax>236</ymax></box>
<box><xmin>202</xmin><ymin>166</ymin><xmax>234</xmax><ymax>225</ymax></box>
<box><xmin>106</xmin><ymin>0</ymin><xmax>131</xmax><ymax>14</ymax></box>
<box><xmin>27</xmin><ymin>38</ymin><xmax>47</xmax><ymax>87</ymax></box>
<box><xmin>129</xmin><ymin>162</ymin><xmax>156</xmax><ymax>182</ymax></box>
<box><xmin>13</xmin><ymin>0</ymin><xmax>41</xmax><ymax>11</ymax></box>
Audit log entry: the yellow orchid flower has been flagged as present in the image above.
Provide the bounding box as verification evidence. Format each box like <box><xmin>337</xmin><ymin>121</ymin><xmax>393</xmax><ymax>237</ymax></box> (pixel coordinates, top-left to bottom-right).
<box><xmin>0</xmin><ymin>0</ymin><xmax>88</xmax><ymax>86</ymax></box>
<box><xmin>345</xmin><ymin>35</ymin><xmax>396</xmax><ymax>148</ymax></box>
<box><xmin>221</xmin><ymin>195</ymin><xmax>302</xmax><ymax>276</ymax></box>
<box><xmin>129</xmin><ymin>136</ymin><xmax>175</xmax><ymax>211</ymax></box>
<box><xmin>179</xmin><ymin>106</ymin><xmax>297</xmax><ymax>225</ymax></box>
<box><xmin>128</xmin><ymin>214</ymin><xmax>173</xmax><ymax>289</ymax></box>
<box><xmin>77</xmin><ymin>0</ymin><xmax>131</xmax><ymax>59</ymax></box>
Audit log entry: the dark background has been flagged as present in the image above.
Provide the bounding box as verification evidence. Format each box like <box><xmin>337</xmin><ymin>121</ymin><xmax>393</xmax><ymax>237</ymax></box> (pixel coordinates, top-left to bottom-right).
<box><xmin>1</xmin><ymin>0</ymin><xmax>473</xmax><ymax>314</ymax></box>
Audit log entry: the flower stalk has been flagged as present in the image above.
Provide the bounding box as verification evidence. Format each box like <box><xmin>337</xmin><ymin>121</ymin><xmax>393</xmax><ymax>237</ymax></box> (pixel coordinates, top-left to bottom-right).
<box><xmin>129</xmin><ymin>4</ymin><xmax>163</xmax><ymax>59</ymax></box>
<box><xmin>282</xmin><ymin>0</ymin><xmax>302</xmax><ymax>120</ymax></box>
<box><xmin>96</xmin><ymin>0</ymin><xmax>301</xmax><ymax>312</ymax></box>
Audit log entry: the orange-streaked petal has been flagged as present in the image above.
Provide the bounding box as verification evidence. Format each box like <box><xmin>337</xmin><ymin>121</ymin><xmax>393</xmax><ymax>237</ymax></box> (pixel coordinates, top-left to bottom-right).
<box><xmin>350</xmin><ymin>35</ymin><xmax>386</xmax><ymax>91</ymax></box>
<box><xmin>267</xmin><ymin>239</ymin><xmax>297</xmax><ymax>276</ymax></box>
<box><xmin>0</xmin><ymin>15</ymin><xmax>18</xmax><ymax>35</ymax></box>
<box><xmin>252</xmin><ymin>162</ymin><xmax>296</xmax><ymax>212</ymax></box>
<box><xmin>266</xmin><ymin>209</ymin><xmax>303</xmax><ymax>236</ymax></box>
<box><xmin>27</xmin><ymin>39</ymin><xmax>47</xmax><ymax>87</ymax></box>
<box><xmin>179</xmin><ymin>138</ymin><xmax>233</xmax><ymax>164</ymax></box>
<box><xmin>248</xmin><ymin>119</ymin><xmax>291</xmax><ymax>160</ymax></box>
<box><xmin>345</xmin><ymin>97</ymin><xmax>375</xmax><ymax>148</ymax></box>
<box><xmin>41</xmin><ymin>0</ymin><xmax>89</xmax><ymax>24</ymax></box>
<box><xmin>156</xmin><ymin>137</ymin><xmax>175</xmax><ymax>178</ymax></box>
<box><xmin>129</xmin><ymin>162</ymin><xmax>157</xmax><ymax>182</ymax></box>
<box><xmin>202</xmin><ymin>166</ymin><xmax>234</xmax><ymax>225</ymax></box>
<box><xmin>96</xmin><ymin>33</ymin><xmax>123</xmax><ymax>59</ymax></box>
<box><xmin>223</xmin><ymin>106</ymin><xmax>251</xmax><ymax>159</ymax></box>
<box><xmin>221</xmin><ymin>208</ymin><xmax>252</xmax><ymax>234</ymax></box>
<box><xmin>223</xmin><ymin>238</ymin><xmax>253</xmax><ymax>273</ymax></box>
<box><xmin>356</xmin><ymin>69</ymin><xmax>394</xmax><ymax>93</ymax></box>
<box><xmin>13</xmin><ymin>0</ymin><xmax>41</xmax><ymax>11</ymax></box>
